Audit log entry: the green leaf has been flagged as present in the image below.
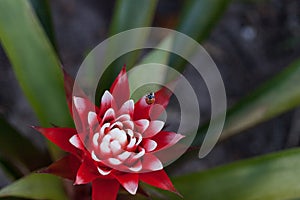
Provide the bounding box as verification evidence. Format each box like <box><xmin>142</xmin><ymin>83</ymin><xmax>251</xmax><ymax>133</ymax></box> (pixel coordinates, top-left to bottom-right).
<box><xmin>109</xmin><ymin>0</ymin><xmax>158</xmax><ymax>35</ymax></box>
<box><xmin>129</xmin><ymin>35</ymin><xmax>174</xmax><ymax>101</ymax></box>
<box><xmin>99</xmin><ymin>0</ymin><xmax>158</xmax><ymax>95</ymax></box>
<box><xmin>0</xmin><ymin>117</ymin><xmax>50</xmax><ymax>172</ymax></box>
<box><xmin>193</xmin><ymin>58</ymin><xmax>300</xmax><ymax>146</ymax></box>
<box><xmin>177</xmin><ymin>0</ymin><xmax>231</xmax><ymax>42</ymax></box>
<box><xmin>158</xmin><ymin>148</ymin><xmax>300</xmax><ymax>200</ymax></box>
<box><xmin>169</xmin><ymin>0</ymin><xmax>231</xmax><ymax>72</ymax></box>
<box><xmin>0</xmin><ymin>0</ymin><xmax>71</xmax><ymax>127</ymax></box>
<box><xmin>0</xmin><ymin>0</ymin><xmax>73</xmax><ymax>157</ymax></box>
<box><xmin>29</xmin><ymin>0</ymin><xmax>56</xmax><ymax>49</ymax></box>
<box><xmin>0</xmin><ymin>174</ymin><xmax>67</xmax><ymax>200</ymax></box>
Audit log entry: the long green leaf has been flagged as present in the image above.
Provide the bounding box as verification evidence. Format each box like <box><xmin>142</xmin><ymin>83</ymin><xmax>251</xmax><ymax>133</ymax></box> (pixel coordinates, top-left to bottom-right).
<box><xmin>0</xmin><ymin>117</ymin><xmax>50</xmax><ymax>172</ymax></box>
<box><xmin>109</xmin><ymin>0</ymin><xmax>158</xmax><ymax>35</ymax></box>
<box><xmin>157</xmin><ymin>148</ymin><xmax>300</xmax><ymax>200</ymax></box>
<box><xmin>0</xmin><ymin>0</ymin><xmax>72</xmax><ymax>157</ymax></box>
<box><xmin>193</xmin><ymin>58</ymin><xmax>300</xmax><ymax>147</ymax></box>
<box><xmin>99</xmin><ymin>0</ymin><xmax>158</xmax><ymax>96</ymax></box>
<box><xmin>177</xmin><ymin>0</ymin><xmax>231</xmax><ymax>42</ymax></box>
<box><xmin>29</xmin><ymin>0</ymin><xmax>56</xmax><ymax>49</ymax></box>
<box><xmin>169</xmin><ymin>0</ymin><xmax>231</xmax><ymax>72</ymax></box>
<box><xmin>0</xmin><ymin>0</ymin><xmax>71</xmax><ymax>127</ymax></box>
<box><xmin>0</xmin><ymin>174</ymin><xmax>67</xmax><ymax>200</ymax></box>
<box><xmin>129</xmin><ymin>35</ymin><xmax>174</xmax><ymax>101</ymax></box>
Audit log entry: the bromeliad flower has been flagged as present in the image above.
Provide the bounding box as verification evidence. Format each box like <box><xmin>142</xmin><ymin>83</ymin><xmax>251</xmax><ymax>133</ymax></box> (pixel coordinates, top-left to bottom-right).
<box><xmin>34</xmin><ymin>66</ymin><xmax>184</xmax><ymax>200</ymax></box>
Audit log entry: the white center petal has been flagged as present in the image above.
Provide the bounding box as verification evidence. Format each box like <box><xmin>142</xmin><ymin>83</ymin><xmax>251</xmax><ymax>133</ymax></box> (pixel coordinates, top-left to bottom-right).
<box><xmin>110</xmin><ymin>140</ymin><xmax>122</xmax><ymax>155</ymax></box>
<box><xmin>100</xmin><ymin>135</ymin><xmax>112</xmax><ymax>155</ymax></box>
<box><xmin>92</xmin><ymin>132</ymin><xmax>100</xmax><ymax>146</ymax></box>
<box><xmin>108</xmin><ymin>158</ymin><xmax>122</xmax><ymax>165</ymax></box>
<box><xmin>100</xmin><ymin>123</ymin><xmax>110</xmax><ymax>135</ymax></box>
<box><xmin>132</xmin><ymin>148</ymin><xmax>145</xmax><ymax>160</ymax></box>
<box><xmin>126</xmin><ymin>129</ymin><xmax>134</xmax><ymax>137</ymax></box>
<box><xmin>109</xmin><ymin>128</ymin><xmax>127</xmax><ymax>146</ymax></box>
<box><xmin>88</xmin><ymin>111</ymin><xmax>97</xmax><ymax>126</ymax></box>
<box><xmin>127</xmin><ymin>137</ymin><xmax>136</xmax><ymax>149</ymax></box>
<box><xmin>118</xmin><ymin>151</ymin><xmax>131</xmax><ymax>161</ymax></box>
<box><xmin>110</xmin><ymin>121</ymin><xmax>123</xmax><ymax>129</ymax></box>
<box><xmin>135</xmin><ymin>132</ymin><xmax>143</xmax><ymax>146</ymax></box>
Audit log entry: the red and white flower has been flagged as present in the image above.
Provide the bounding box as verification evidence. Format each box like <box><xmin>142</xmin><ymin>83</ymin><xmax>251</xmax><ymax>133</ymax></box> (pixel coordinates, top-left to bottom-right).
<box><xmin>34</xmin><ymin>67</ymin><xmax>184</xmax><ymax>200</ymax></box>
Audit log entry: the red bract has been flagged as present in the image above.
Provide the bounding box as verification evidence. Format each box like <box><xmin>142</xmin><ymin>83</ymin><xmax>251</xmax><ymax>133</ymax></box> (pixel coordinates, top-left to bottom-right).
<box><xmin>34</xmin><ymin>67</ymin><xmax>184</xmax><ymax>200</ymax></box>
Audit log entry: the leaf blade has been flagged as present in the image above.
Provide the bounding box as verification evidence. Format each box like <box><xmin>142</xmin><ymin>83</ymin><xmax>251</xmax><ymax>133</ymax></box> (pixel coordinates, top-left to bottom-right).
<box><xmin>169</xmin><ymin>0</ymin><xmax>231</xmax><ymax>72</ymax></box>
<box><xmin>0</xmin><ymin>174</ymin><xmax>67</xmax><ymax>200</ymax></box>
<box><xmin>193</xmin><ymin>58</ymin><xmax>300</xmax><ymax>147</ymax></box>
<box><xmin>109</xmin><ymin>0</ymin><xmax>158</xmax><ymax>35</ymax></box>
<box><xmin>0</xmin><ymin>0</ymin><xmax>72</xmax><ymax>127</ymax></box>
<box><xmin>159</xmin><ymin>148</ymin><xmax>300</xmax><ymax>200</ymax></box>
<box><xmin>29</xmin><ymin>0</ymin><xmax>56</xmax><ymax>49</ymax></box>
<box><xmin>99</xmin><ymin>0</ymin><xmax>158</xmax><ymax>96</ymax></box>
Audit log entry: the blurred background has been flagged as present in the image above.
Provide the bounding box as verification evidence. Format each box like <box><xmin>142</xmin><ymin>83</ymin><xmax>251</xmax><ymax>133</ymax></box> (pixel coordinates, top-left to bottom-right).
<box><xmin>1</xmin><ymin>0</ymin><xmax>300</xmax><ymax>189</ymax></box>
